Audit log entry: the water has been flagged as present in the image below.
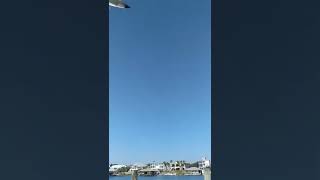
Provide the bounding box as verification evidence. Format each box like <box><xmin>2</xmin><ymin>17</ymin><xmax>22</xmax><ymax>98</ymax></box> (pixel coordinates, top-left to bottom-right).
<box><xmin>109</xmin><ymin>176</ymin><xmax>204</xmax><ymax>180</ymax></box>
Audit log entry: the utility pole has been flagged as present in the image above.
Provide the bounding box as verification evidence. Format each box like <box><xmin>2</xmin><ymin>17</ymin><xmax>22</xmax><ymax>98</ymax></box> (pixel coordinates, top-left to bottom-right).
<box><xmin>131</xmin><ymin>170</ymin><xmax>138</xmax><ymax>180</ymax></box>
<box><xmin>203</xmin><ymin>168</ymin><xmax>211</xmax><ymax>180</ymax></box>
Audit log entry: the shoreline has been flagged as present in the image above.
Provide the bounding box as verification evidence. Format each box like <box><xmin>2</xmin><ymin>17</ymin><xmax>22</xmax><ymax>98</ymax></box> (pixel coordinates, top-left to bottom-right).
<box><xmin>109</xmin><ymin>175</ymin><xmax>203</xmax><ymax>177</ymax></box>
<box><xmin>110</xmin><ymin>173</ymin><xmax>203</xmax><ymax>177</ymax></box>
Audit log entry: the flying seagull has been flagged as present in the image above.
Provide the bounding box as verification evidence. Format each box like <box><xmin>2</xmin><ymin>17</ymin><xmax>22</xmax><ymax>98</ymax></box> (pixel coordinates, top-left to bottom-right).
<box><xmin>109</xmin><ymin>0</ymin><xmax>130</xmax><ymax>8</ymax></box>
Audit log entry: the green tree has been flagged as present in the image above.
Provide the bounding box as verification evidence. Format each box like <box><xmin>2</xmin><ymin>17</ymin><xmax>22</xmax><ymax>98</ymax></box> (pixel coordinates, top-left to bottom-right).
<box><xmin>189</xmin><ymin>162</ymin><xmax>199</xmax><ymax>167</ymax></box>
<box><xmin>117</xmin><ymin>167</ymin><xmax>130</xmax><ymax>173</ymax></box>
<box><xmin>185</xmin><ymin>163</ymin><xmax>191</xmax><ymax>168</ymax></box>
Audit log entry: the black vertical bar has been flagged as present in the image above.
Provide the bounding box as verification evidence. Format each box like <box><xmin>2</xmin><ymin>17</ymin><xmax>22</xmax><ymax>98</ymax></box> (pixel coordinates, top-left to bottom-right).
<box><xmin>0</xmin><ymin>0</ymin><xmax>108</xmax><ymax>179</ymax></box>
<box><xmin>213</xmin><ymin>0</ymin><xmax>320</xmax><ymax>179</ymax></box>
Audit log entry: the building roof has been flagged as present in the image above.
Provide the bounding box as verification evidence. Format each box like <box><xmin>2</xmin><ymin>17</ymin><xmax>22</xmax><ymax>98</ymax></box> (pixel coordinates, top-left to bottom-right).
<box><xmin>109</xmin><ymin>164</ymin><xmax>126</xmax><ymax>170</ymax></box>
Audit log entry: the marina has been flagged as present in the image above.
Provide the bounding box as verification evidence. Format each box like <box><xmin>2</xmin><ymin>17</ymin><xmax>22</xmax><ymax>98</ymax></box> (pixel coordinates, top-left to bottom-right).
<box><xmin>109</xmin><ymin>158</ymin><xmax>211</xmax><ymax>177</ymax></box>
<box><xmin>109</xmin><ymin>160</ymin><xmax>212</xmax><ymax>180</ymax></box>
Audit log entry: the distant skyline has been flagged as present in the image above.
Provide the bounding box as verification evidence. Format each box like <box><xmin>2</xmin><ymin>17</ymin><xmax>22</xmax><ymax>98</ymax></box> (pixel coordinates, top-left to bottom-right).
<box><xmin>108</xmin><ymin>157</ymin><xmax>211</xmax><ymax>166</ymax></box>
<box><xmin>109</xmin><ymin>0</ymin><xmax>211</xmax><ymax>164</ymax></box>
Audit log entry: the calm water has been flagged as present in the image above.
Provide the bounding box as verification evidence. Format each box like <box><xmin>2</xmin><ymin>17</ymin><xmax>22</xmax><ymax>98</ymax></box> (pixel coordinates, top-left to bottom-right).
<box><xmin>109</xmin><ymin>176</ymin><xmax>204</xmax><ymax>180</ymax></box>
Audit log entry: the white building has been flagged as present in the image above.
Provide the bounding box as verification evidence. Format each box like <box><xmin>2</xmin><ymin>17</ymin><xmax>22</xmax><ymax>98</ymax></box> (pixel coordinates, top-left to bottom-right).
<box><xmin>150</xmin><ymin>163</ymin><xmax>167</xmax><ymax>171</ymax></box>
<box><xmin>198</xmin><ymin>157</ymin><xmax>210</xmax><ymax>169</ymax></box>
<box><xmin>128</xmin><ymin>163</ymin><xmax>146</xmax><ymax>172</ymax></box>
<box><xmin>109</xmin><ymin>164</ymin><xmax>126</xmax><ymax>172</ymax></box>
<box><xmin>170</xmin><ymin>161</ymin><xmax>186</xmax><ymax>171</ymax></box>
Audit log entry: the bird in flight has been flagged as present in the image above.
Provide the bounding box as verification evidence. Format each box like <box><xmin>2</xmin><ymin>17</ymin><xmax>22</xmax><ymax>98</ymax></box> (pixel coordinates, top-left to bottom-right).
<box><xmin>109</xmin><ymin>0</ymin><xmax>130</xmax><ymax>9</ymax></box>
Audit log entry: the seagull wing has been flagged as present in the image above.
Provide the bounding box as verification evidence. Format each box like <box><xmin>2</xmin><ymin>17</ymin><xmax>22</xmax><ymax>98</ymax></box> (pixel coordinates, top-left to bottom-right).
<box><xmin>109</xmin><ymin>0</ymin><xmax>130</xmax><ymax>8</ymax></box>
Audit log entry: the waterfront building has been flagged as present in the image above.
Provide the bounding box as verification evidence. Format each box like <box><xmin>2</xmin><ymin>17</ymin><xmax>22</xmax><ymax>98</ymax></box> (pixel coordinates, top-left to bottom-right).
<box><xmin>198</xmin><ymin>157</ymin><xmax>211</xmax><ymax>169</ymax></box>
<box><xmin>128</xmin><ymin>163</ymin><xmax>146</xmax><ymax>172</ymax></box>
<box><xmin>170</xmin><ymin>161</ymin><xmax>186</xmax><ymax>171</ymax></box>
<box><xmin>150</xmin><ymin>163</ymin><xmax>167</xmax><ymax>171</ymax></box>
<box><xmin>109</xmin><ymin>164</ymin><xmax>127</xmax><ymax>172</ymax></box>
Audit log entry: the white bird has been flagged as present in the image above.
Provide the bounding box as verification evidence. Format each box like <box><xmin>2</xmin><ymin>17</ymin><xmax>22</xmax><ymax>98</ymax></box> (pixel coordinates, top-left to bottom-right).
<box><xmin>109</xmin><ymin>0</ymin><xmax>130</xmax><ymax>9</ymax></box>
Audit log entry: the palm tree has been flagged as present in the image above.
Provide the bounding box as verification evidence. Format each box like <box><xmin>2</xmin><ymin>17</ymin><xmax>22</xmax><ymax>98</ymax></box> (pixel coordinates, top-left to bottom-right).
<box><xmin>163</xmin><ymin>161</ymin><xmax>168</xmax><ymax>166</ymax></box>
<box><xmin>162</xmin><ymin>161</ymin><xmax>169</xmax><ymax>170</ymax></box>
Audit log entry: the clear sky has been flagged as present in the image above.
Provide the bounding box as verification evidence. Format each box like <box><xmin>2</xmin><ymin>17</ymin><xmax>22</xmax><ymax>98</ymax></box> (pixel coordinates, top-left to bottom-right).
<box><xmin>109</xmin><ymin>0</ymin><xmax>211</xmax><ymax>164</ymax></box>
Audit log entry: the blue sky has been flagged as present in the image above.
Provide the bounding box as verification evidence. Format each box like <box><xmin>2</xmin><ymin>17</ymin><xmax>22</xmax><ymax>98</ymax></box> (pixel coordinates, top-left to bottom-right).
<box><xmin>109</xmin><ymin>0</ymin><xmax>211</xmax><ymax>164</ymax></box>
